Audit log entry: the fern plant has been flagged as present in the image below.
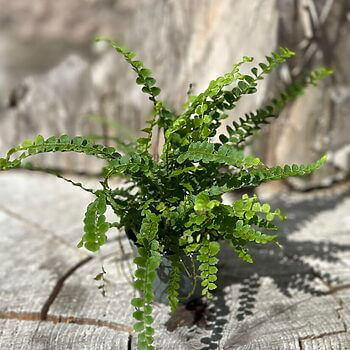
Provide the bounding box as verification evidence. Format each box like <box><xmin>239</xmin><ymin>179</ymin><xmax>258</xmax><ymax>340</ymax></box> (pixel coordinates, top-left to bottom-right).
<box><xmin>0</xmin><ymin>37</ymin><xmax>331</xmax><ymax>350</ymax></box>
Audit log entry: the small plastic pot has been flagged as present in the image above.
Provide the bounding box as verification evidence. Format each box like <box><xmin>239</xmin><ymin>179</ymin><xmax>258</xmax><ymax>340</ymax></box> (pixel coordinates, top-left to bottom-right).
<box><xmin>127</xmin><ymin>233</ymin><xmax>201</xmax><ymax>305</ymax></box>
<box><xmin>153</xmin><ymin>254</ymin><xmax>202</xmax><ymax>304</ymax></box>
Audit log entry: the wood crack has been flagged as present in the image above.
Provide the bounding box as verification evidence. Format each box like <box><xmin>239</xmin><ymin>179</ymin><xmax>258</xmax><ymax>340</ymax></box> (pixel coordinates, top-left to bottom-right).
<box><xmin>298</xmin><ymin>294</ymin><xmax>348</xmax><ymax>349</ymax></box>
<box><xmin>328</xmin><ymin>283</ymin><xmax>350</xmax><ymax>295</ymax></box>
<box><xmin>40</xmin><ymin>256</ymin><xmax>93</xmax><ymax>320</ymax></box>
<box><xmin>298</xmin><ymin>327</ymin><xmax>348</xmax><ymax>350</ymax></box>
<box><xmin>128</xmin><ymin>333</ymin><xmax>133</xmax><ymax>350</ymax></box>
<box><xmin>0</xmin><ymin>253</ymin><xmax>134</xmax><ymax>341</ymax></box>
<box><xmin>0</xmin><ymin>311</ymin><xmax>133</xmax><ymax>334</ymax></box>
<box><xmin>0</xmin><ymin>204</ymin><xmax>135</xmax><ymax>341</ymax></box>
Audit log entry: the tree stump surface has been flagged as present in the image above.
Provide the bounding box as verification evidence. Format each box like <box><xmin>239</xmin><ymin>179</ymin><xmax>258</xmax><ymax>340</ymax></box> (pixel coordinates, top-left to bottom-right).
<box><xmin>1</xmin><ymin>171</ymin><xmax>350</xmax><ymax>349</ymax></box>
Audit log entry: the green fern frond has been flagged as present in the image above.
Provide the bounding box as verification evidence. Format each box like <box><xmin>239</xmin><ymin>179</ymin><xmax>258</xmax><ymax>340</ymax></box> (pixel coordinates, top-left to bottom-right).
<box><xmin>231</xmin><ymin>238</ymin><xmax>253</xmax><ymax>263</ymax></box>
<box><xmin>233</xmin><ymin>219</ymin><xmax>277</xmax><ymax>244</ymax></box>
<box><xmin>106</xmin><ymin>153</ymin><xmax>153</xmax><ymax>177</ymax></box>
<box><xmin>95</xmin><ymin>36</ymin><xmax>162</xmax><ymax>104</ymax></box>
<box><xmin>132</xmin><ymin>238</ymin><xmax>161</xmax><ymax>349</ymax></box>
<box><xmin>0</xmin><ymin>135</ymin><xmax>120</xmax><ymax>170</ymax></box>
<box><xmin>246</xmin><ymin>155</ymin><xmax>328</xmax><ymax>184</ymax></box>
<box><xmin>224</xmin><ymin>67</ymin><xmax>333</xmax><ymax>145</ymax></box>
<box><xmin>213</xmin><ymin>155</ymin><xmax>328</xmax><ymax>194</ymax></box>
<box><xmin>78</xmin><ymin>194</ymin><xmax>110</xmax><ymax>252</ymax></box>
<box><xmin>198</xmin><ymin>240</ymin><xmax>220</xmax><ymax>299</ymax></box>
<box><xmin>177</xmin><ymin>141</ymin><xmax>261</xmax><ymax>169</ymax></box>
<box><xmin>96</xmin><ymin>36</ymin><xmax>176</xmax><ymax>154</ymax></box>
<box><xmin>137</xmin><ymin>210</ymin><xmax>161</xmax><ymax>243</ymax></box>
<box><xmin>165</xmin><ymin>47</ymin><xmax>295</xmax><ymax>147</ymax></box>
<box><xmin>167</xmin><ymin>256</ymin><xmax>181</xmax><ymax>312</ymax></box>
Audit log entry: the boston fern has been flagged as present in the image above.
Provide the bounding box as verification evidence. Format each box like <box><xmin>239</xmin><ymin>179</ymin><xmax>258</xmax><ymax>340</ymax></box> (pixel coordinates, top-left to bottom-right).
<box><xmin>0</xmin><ymin>37</ymin><xmax>331</xmax><ymax>349</ymax></box>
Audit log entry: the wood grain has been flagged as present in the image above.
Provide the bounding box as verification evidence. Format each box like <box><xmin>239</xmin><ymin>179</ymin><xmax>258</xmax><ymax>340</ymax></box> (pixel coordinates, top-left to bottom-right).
<box><xmin>1</xmin><ymin>172</ymin><xmax>350</xmax><ymax>349</ymax></box>
<box><xmin>0</xmin><ymin>319</ymin><xmax>130</xmax><ymax>350</ymax></box>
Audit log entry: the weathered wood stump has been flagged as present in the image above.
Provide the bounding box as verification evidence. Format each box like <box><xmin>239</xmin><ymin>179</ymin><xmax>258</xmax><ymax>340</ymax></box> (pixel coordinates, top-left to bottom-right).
<box><xmin>1</xmin><ymin>171</ymin><xmax>350</xmax><ymax>349</ymax></box>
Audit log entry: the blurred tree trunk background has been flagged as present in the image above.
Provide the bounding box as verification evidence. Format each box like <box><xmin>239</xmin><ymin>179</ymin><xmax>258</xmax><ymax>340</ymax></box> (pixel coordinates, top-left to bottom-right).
<box><xmin>0</xmin><ymin>0</ymin><xmax>349</xmax><ymax>189</ymax></box>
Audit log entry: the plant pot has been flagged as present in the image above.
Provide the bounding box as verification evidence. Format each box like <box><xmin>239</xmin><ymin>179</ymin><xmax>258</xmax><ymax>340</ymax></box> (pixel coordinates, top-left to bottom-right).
<box><xmin>153</xmin><ymin>254</ymin><xmax>202</xmax><ymax>305</ymax></box>
<box><xmin>127</xmin><ymin>234</ymin><xmax>202</xmax><ymax>305</ymax></box>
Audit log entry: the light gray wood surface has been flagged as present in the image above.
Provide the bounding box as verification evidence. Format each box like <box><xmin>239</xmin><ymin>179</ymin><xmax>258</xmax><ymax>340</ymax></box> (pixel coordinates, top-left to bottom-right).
<box><xmin>0</xmin><ymin>319</ymin><xmax>130</xmax><ymax>350</ymax></box>
<box><xmin>1</xmin><ymin>171</ymin><xmax>350</xmax><ymax>349</ymax></box>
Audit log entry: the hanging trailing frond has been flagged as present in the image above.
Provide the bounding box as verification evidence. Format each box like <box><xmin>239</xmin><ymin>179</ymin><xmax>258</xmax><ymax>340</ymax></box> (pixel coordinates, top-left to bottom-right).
<box><xmin>78</xmin><ymin>193</ymin><xmax>110</xmax><ymax>252</ymax></box>
<box><xmin>167</xmin><ymin>256</ymin><xmax>181</xmax><ymax>312</ymax></box>
<box><xmin>197</xmin><ymin>240</ymin><xmax>220</xmax><ymax>299</ymax></box>
<box><xmin>132</xmin><ymin>212</ymin><xmax>162</xmax><ymax>348</ymax></box>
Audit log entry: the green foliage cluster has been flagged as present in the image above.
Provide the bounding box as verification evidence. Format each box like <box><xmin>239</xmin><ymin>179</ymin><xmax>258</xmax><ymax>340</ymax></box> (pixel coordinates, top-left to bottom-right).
<box><xmin>0</xmin><ymin>37</ymin><xmax>331</xmax><ymax>349</ymax></box>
